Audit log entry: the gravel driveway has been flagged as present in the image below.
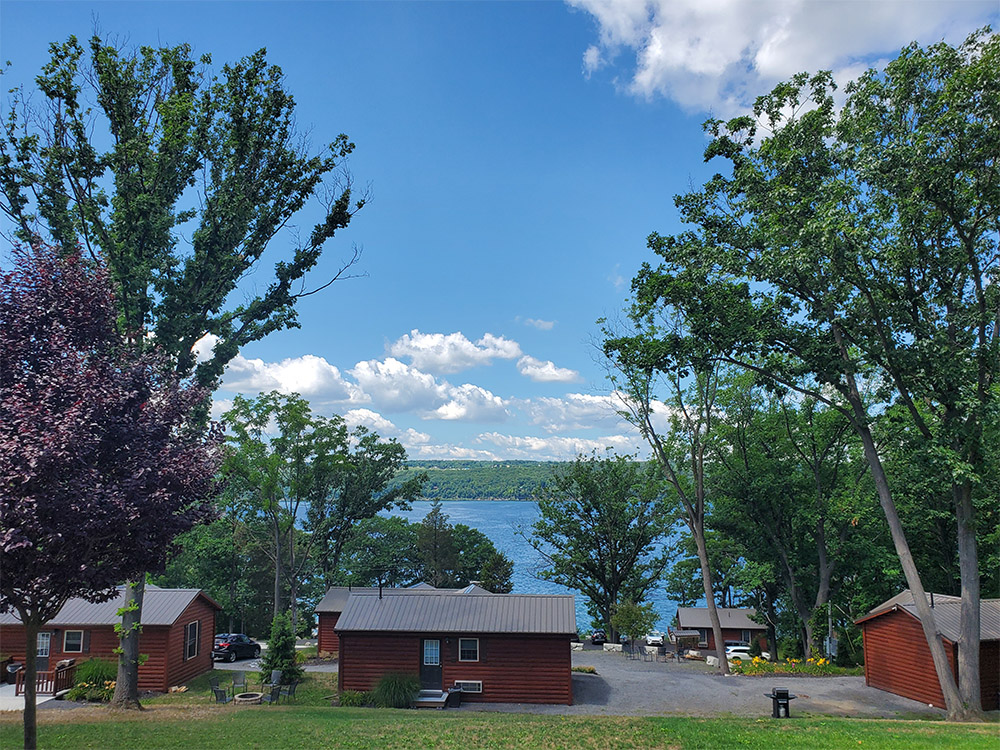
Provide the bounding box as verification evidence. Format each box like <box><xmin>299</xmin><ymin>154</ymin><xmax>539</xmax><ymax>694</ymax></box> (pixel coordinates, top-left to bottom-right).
<box><xmin>461</xmin><ymin>648</ymin><xmax>943</xmax><ymax>719</ymax></box>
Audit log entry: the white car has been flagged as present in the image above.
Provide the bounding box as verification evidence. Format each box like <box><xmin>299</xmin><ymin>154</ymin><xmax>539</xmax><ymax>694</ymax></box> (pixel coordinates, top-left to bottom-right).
<box><xmin>645</xmin><ymin>631</ymin><xmax>665</xmax><ymax>647</ymax></box>
<box><xmin>725</xmin><ymin>645</ymin><xmax>770</xmax><ymax>662</ymax></box>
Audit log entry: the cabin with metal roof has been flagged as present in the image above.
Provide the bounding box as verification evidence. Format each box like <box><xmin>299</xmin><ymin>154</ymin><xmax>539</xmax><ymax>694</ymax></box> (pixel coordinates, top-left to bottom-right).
<box><xmin>675</xmin><ymin>606</ymin><xmax>768</xmax><ymax>653</ymax></box>
<box><xmin>0</xmin><ymin>586</ymin><xmax>220</xmax><ymax>693</ymax></box>
<box><xmin>335</xmin><ymin>589</ymin><xmax>577</xmax><ymax>704</ymax></box>
<box><xmin>855</xmin><ymin>590</ymin><xmax>999</xmax><ymax>710</ymax></box>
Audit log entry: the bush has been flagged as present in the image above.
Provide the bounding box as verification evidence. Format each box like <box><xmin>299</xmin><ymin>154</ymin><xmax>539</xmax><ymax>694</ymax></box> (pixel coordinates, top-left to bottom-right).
<box><xmin>338</xmin><ymin>690</ymin><xmax>368</xmax><ymax>707</ymax></box>
<box><xmin>66</xmin><ymin>659</ymin><xmax>118</xmax><ymax>702</ymax></box>
<box><xmin>259</xmin><ymin>612</ymin><xmax>304</xmax><ymax>685</ymax></box>
<box><xmin>370</xmin><ymin>672</ymin><xmax>421</xmax><ymax>708</ymax></box>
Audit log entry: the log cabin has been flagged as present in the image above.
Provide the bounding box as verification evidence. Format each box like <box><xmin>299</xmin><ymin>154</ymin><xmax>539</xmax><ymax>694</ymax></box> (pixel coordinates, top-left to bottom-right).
<box><xmin>0</xmin><ymin>585</ymin><xmax>220</xmax><ymax>693</ymax></box>
<box><xmin>336</xmin><ymin>588</ymin><xmax>576</xmax><ymax>704</ymax></box>
<box><xmin>856</xmin><ymin>590</ymin><xmax>999</xmax><ymax>711</ymax></box>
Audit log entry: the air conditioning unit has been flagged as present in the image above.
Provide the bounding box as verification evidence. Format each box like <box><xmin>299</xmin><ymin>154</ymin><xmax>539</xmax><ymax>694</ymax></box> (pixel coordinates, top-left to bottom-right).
<box><xmin>453</xmin><ymin>680</ymin><xmax>482</xmax><ymax>693</ymax></box>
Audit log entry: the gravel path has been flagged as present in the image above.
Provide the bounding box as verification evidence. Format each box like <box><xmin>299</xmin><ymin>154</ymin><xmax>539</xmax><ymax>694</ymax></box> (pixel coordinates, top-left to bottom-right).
<box><xmin>460</xmin><ymin>649</ymin><xmax>944</xmax><ymax>719</ymax></box>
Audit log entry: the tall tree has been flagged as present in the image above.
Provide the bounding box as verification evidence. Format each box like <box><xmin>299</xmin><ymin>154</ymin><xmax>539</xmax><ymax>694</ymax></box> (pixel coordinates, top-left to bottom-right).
<box><xmin>530</xmin><ymin>453</ymin><xmax>671</xmax><ymax>641</ymax></box>
<box><xmin>0</xmin><ymin>243</ymin><xmax>220</xmax><ymax>748</ymax></box>
<box><xmin>614</xmin><ymin>31</ymin><xmax>998</xmax><ymax>718</ymax></box>
<box><xmin>1</xmin><ymin>34</ymin><xmax>365</xmax><ymax>707</ymax></box>
<box><xmin>417</xmin><ymin>501</ymin><xmax>459</xmax><ymax>588</ymax></box>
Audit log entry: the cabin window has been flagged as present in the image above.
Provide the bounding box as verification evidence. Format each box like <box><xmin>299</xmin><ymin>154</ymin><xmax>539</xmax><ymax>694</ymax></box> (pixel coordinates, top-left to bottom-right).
<box><xmin>698</xmin><ymin>629</ymin><xmax>708</xmax><ymax>647</ymax></box>
<box><xmin>37</xmin><ymin>632</ymin><xmax>51</xmax><ymax>658</ymax></box>
<box><xmin>185</xmin><ymin>621</ymin><xmax>200</xmax><ymax>660</ymax></box>
<box><xmin>741</xmin><ymin>630</ymin><xmax>752</xmax><ymax>644</ymax></box>
<box><xmin>458</xmin><ymin>638</ymin><xmax>479</xmax><ymax>662</ymax></box>
<box><xmin>63</xmin><ymin>630</ymin><xmax>84</xmax><ymax>653</ymax></box>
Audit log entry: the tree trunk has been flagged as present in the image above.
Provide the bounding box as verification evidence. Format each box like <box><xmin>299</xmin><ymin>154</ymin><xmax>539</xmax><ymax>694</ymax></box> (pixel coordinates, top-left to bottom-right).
<box><xmin>22</xmin><ymin>617</ymin><xmax>39</xmax><ymax>750</ymax></box>
<box><xmin>955</xmin><ymin>480</ymin><xmax>984</xmax><ymax>719</ymax></box>
<box><xmin>693</xmin><ymin>521</ymin><xmax>729</xmax><ymax>675</ymax></box>
<box><xmin>110</xmin><ymin>579</ymin><xmax>145</xmax><ymax>710</ymax></box>
<box><xmin>272</xmin><ymin>519</ymin><xmax>283</xmax><ymax>619</ymax></box>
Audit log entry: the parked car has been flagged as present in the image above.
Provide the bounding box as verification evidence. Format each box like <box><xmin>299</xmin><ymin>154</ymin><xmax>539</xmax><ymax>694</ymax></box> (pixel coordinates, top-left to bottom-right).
<box><xmin>212</xmin><ymin>633</ymin><xmax>261</xmax><ymax>662</ymax></box>
<box><xmin>645</xmin><ymin>631</ymin><xmax>665</xmax><ymax>647</ymax></box>
<box><xmin>214</xmin><ymin>633</ymin><xmax>231</xmax><ymax>645</ymax></box>
<box><xmin>725</xmin><ymin>645</ymin><xmax>770</xmax><ymax>662</ymax></box>
<box><xmin>590</xmin><ymin>629</ymin><xmax>607</xmax><ymax>645</ymax></box>
<box><xmin>619</xmin><ymin>634</ymin><xmax>630</xmax><ymax>644</ymax></box>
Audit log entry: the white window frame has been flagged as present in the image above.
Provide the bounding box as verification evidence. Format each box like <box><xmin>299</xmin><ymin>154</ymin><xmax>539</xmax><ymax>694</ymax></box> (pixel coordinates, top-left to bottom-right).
<box><xmin>453</xmin><ymin>680</ymin><xmax>483</xmax><ymax>693</ymax></box>
<box><xmin>423</xmin><ymin>639</ymin><xmax>440</xmax><ymax>666</ymax></box>
<box><xmin>741</xmin><ymin>630</ymin><xmax>753</xmax><ymax>644</ymax></box>
<box><xmin>185</xmin><ymin>621</ymin><xmax>199</xmax><ymax>660</ymax></box>
<box><xmin>37</xmin><ymin>632</ymin><xmax>51</xmax><ymax>658</ymax></box>
<box><xmin>698</xmin><ymin>629</ymin><xmax>708</xmax><ymax>648</ymax></box>
<box><xmin>458</xmin><ymin>638</ymin><xmax>479</xmax><ymax>662</ymax></box>
<box><xmin>63</xmin><ymin>630</ymin><xmax>84</xmax><ymax>653</ymax></box>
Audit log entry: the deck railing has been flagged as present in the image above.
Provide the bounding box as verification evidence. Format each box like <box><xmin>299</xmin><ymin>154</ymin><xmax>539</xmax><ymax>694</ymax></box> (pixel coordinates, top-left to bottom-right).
<box><xmin>14</xmin><ymin>664</ymin><xmax>77</xmax><ymax>696</ymax></box>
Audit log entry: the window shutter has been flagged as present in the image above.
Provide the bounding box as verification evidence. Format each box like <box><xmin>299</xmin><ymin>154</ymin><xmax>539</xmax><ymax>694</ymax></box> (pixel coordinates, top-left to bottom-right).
<box><xmin>83</xmin><ymin>630</ymin><xmax>90</xmax><ymax>654</ymax></box>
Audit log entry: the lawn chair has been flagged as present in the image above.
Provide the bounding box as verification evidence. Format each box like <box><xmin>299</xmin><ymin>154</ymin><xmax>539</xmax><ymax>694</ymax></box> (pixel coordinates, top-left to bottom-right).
<box><xmin>279</xmin><ymin>680</ymin><xmax>300</xmax><ymax>703</ymax></box>
<box><xmin>262</xmin><ymin>669</ymin><xmax>282</xmax><ymax>690</ymax></box>
<box><xmin>209</xmin><ymin>675</ymin><xmax>221</xmax><ymax>691</ymax></box>
<box><xmin>231</xmin><ymin>671</ymin><xmax>247</xmax><ymax>695</ymax></box>
<box><xmin>260</xmin><ymin>685</ymin><xmax>282</xmax><ymax>706</ymax></box>
<box><xmin>213</xmin><ymin>687</ymin><xmax>233</xmax><ymax>705</ymax></box>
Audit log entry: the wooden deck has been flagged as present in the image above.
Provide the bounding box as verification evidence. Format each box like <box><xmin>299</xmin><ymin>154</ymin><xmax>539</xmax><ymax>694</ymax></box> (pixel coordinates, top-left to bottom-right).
<box><xmin>14</xmin><ymin>664</ymin><xmax>77</xmax><ymax>696</ymax></box>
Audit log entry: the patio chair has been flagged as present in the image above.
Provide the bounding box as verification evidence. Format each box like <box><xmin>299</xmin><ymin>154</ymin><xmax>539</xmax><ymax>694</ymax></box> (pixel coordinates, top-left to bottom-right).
<box><xmin>279</xmin><ymin>680</ymin><xmax>300</xmax><ymax>702</ymax></box>
<box><xmin>213</xmin><ymin>688</ymin><xmax>233</xmax><ymax>705</ymax></box>
<box><xmin>262</xmin><ymin>669</ymin><xmax>282</xmax><ymax>690</ymax></box>
<box><xmin>209</xmin><ymin>676</ymin><xmax>221</xmax><ymax>691</ymax></box>
<box><xmin>231</xmin><ymin>671</ymin><xmax>247</xmax><ymax>695</ymax></box>
<box><xmin>260</xmin><ymin>685</ymin><xmax>282</xmax><ymax>706</ymax></box>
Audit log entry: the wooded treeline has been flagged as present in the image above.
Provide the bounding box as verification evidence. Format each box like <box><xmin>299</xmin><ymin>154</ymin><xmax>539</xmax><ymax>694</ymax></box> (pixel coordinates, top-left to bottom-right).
<box><xmin>394</xmin><ymin>460</ymin><xmax>561</xmax><ymax>500</ymax></box>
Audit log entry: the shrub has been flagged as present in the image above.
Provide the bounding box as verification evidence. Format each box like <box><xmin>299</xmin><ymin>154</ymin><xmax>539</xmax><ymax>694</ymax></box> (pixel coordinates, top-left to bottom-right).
<box><xmin>370</xmin><ymin>672</ymin><xmax>421</xmax><ymax>708</ymax></box>
<box><xmin>571</xmin><ymin>665</ymin><xmax>598</xmax><ymax>674</ymax></box>
<box><xmin>66</xmin><ymin>658</ymin><xmax>118</xmax><ymax>702</ymax></box>
<box><xmin>259</xmin><ymin>613</ymin><xmax>304</xmax><ymax>684</ymax></box>
<box><xmin>338</xmin><ymin>690</ymin><xmax>368</xmax><ymax>707</ymax></box>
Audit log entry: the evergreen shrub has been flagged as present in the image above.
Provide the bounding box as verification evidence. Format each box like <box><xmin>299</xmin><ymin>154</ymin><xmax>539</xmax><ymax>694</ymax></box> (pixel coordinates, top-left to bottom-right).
<box><xmin>371</xmin><ymin>672</ymin><xmax>421</xmax><ymax>708</ymax></box>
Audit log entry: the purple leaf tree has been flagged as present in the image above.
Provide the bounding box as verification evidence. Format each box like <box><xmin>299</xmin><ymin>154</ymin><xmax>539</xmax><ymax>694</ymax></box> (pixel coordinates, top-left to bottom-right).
<box><xmin>0</xmin><ymin>243</ymin><xmax>221</xmax><ymax>749</ymax></box>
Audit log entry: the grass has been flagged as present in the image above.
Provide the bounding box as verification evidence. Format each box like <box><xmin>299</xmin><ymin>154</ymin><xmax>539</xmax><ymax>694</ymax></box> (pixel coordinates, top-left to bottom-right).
<box><xmin>1</xmin><ymin>707</ymin><xmax>996</xmax><ymax>749</ymax></box>
<box><xmin>2</xmin><ymin>673</ymin><xmax>997</xmax><ymax>749</ymax></box>
<box><xmin>571</xmin><ymin>666</ymin><xmax>598</xmax><ymax>674</ymax></box>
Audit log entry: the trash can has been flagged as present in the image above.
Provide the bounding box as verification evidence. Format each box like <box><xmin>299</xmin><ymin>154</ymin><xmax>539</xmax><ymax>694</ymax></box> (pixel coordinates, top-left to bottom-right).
<box><xmin>446</xmin><ymin>687</ymin><xmax>462</xmax><ymax>708</ymax></box>
<box><xmin>6</xmin><ymin>664</ymin><xmax>22</xmax><ymax>685</ymax></box>
<box><xmin>764</xmin><ymin>686</ymin><xmax>796</xmax><ymax>718</ymax></box>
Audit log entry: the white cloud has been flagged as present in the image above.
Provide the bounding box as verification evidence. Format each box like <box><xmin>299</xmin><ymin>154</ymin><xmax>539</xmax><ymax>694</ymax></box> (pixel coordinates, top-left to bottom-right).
<box><xmin>349</xmin><ymin>357</ymin><xmax>445</xmax><ymax>412</ymax></box>
<box><xmin>570</xmin><ymin>0</ymin><xmax>997</xmax><ymax>115</ymax></box>
<box><xmin>516</xmin><ymin>355</ymin><xmax>582</xmax><ymax>383</ymax></box>
<box><xmin>342</xmin><ymin>408</ymin><xmax>433</xmax><ymax>448</ymax></box>
<box><xmin>430</xmin><ymin>384</ymin><xmax>511</xmax><ymax>422</ymax></box>
<box><xmin>523</xmin><ymin>318</ymin><xmax>555</xmax><ymax>331</ymax></box>
<box><xmin>222</xmin><ymin>353</ymin><xmax>365</xmax><ymax>402</ymax></box>
<box><xmin>476</xmin><ymin>432</ymin><xmax>646</xmax><ymax>461</ymax></box>
<box><xmin>388</xmin><ymin>329</ymin><xmax>522</xmax><ymax>373</ymax></box>
<box><xmin>209</xmin><ymin>397</ymin><xmax>233</xmax><ymax>422</ymax></box>
<box><xmin>522</xmin><ymin>392</ymin><xmax>625</xmax><ymax>432</ymax></box>
<box><xmin>407</xmin><ymin>442</ymin><xmax>502</xmax><ymax>460</ymax></box>
<box><xmin>191</xmin><ymin>333</ymin><xmax>219</xmax><ymax>364</ymax></box>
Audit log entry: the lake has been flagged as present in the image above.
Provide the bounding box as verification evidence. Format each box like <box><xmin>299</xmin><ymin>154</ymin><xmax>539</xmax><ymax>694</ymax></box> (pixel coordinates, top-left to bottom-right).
<box><xmin>383</xmin><ymin>500</ymin><xmax>679</xmax><ymax>635</ymax></box>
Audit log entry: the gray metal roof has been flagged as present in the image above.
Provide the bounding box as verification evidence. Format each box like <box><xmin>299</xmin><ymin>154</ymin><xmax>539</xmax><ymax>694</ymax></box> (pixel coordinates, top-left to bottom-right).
<box><xmin>676</xmin><ymin>607</ymin><xmax>765</xmax><ymax>631</ymax></box>
<box><xmin>860</xmin><ymin>590</ymin><xmax>999</xmax><ymax>642</ymax></box>
<box><xmin>315</xmin><ymin>583</ymin><xmax>481</xmax><ymax>613</ymax></box>
<box><xmin>0</xmin><ymin>587</ymin><xmax>219</xmax><ymax>627</ymax></box>
<box><xmin>336</xmin><ymin>593</ymin><xmax>577</xmax><ymax>635</ymax></box>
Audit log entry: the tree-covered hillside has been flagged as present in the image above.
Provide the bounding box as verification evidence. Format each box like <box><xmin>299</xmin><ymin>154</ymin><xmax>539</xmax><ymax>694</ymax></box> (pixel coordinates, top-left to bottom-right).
<box><xmin>394</xmin><ymin>460</ymin><xmax>568</xmax><ymax>500</ymax></box>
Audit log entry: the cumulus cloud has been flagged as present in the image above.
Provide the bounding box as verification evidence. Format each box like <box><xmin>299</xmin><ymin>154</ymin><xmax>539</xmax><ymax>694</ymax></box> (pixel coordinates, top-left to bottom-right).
<box><xmin>476</xmin><ymin>432</ymin><xmax>646</xmax><ymax>461</ymax></box>
<box><xmin>570</xmin><ymin>0</ymin><xmax>997</xmax><ymax>115</ymax></box>
<box><xmin>517</xmin><ymin>355</ymin><xmax>582</xmax><ymax>383</ymax></box>
<box><xmin>522</xmin><ymin>392</ymin><xmax>624</xmax><ymax>432</ymax></box>
<box><xmin>388</xmin><ymin>329</ymin><xmax>522</xmax><ymax>373</ymax></box>
<box><xmin>191</xmin><ymin>333</ymin><xmax>219</xmax><ymax>364</ymax></box>
<box><xmin>430</xmin><ymin>384</ymin><xmax>511</xmax><ymax>422</ymax></box>
<box><xmin>222</xmin><ymin>353</ymin><xmax>365</xmax><ymax>402</ymax></box>
<box><xmin>342</xmin><ymin>408</ymin><xmax>433</xmax><ymax>447</ymax></box>
<box><xmin>523</xmin><ymin>318</ymin><xmax>555</xmax><ymax>330</ymax></box>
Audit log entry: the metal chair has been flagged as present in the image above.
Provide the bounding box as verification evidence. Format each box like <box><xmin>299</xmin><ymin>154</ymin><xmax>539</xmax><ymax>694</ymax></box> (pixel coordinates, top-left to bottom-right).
<box><xmin>260</xmin><ymin>685</ymin><xmax>282</xmax><ymax>705</ymax></box>
<box><xmin>231</xmin><ymin>671</ymin><xmax>247</xmax><ymax>695</ymax></box>
<box><xmin>262</xmin><ymin>669</ymin><xmax>282</xmax><ymax>690</ymax></box>
<box><xmin>279</xmin><ymin>680</ymin><xmax>300</xmax><ymax>702</ymax></box>
<box><xmin>209</xmin><ymin>675</ymin><xmax>221</xmax><ymax>690</ymax></box>
<box><xmin>213</xmin><ymin>687</ymin><xmax>233</xmax><ymax>705</ymax></box>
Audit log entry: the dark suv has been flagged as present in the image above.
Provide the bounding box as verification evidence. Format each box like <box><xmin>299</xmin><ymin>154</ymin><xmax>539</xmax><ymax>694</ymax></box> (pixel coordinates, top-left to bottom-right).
<box><xmin>212</xmin><ymin>633</ymin><xmax>261</xmax><ymax>662</ymax></box>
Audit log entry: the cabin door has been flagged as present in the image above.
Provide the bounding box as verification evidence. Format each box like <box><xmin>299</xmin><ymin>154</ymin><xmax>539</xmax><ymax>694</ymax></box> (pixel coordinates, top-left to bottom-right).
<box><xmin>420</xmin><ymin>639</ymin><xmax>442</xmax><ymax>689</ymax></box>
<box><xmin>37</xmin><ymin>632</ymin><xmax>51</xmax><ymax>671</ymax></box>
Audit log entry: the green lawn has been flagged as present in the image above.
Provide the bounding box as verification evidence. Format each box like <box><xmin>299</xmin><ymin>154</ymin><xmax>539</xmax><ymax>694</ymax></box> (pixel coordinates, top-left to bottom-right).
<box><xmin>2</xmin><ymin>673</ymin><xmax>996</xmax><ymax>749</ymax></box>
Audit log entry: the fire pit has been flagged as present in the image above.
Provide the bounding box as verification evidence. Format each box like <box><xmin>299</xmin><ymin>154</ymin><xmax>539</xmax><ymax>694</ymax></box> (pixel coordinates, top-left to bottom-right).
<box><xmin>234</xmin><ymin>692</ymin><xmax>263</xmax><ymax>705</ymax></box>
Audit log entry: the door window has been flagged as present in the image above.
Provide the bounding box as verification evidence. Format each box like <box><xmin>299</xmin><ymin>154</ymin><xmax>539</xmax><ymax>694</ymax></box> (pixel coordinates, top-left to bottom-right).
<box><xmin>37</xmin><ymin>632</ymin><xmax>51</xmax><ymax>658</ymax></box>
<box><xmin>423</xmin><ymin>639</ymin><xmax>440</xmax><ymax>666</ymax></box>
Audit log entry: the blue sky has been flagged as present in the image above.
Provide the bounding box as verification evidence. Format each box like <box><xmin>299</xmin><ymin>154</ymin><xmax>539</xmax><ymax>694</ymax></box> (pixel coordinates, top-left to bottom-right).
<box><xmin>3</xmin><ymin>1</ymin><xmax>996</xmax><ymax>460</ymax></box>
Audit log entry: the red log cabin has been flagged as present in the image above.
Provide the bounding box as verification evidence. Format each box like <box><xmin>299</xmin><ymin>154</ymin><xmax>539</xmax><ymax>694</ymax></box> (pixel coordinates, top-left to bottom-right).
<box><xmin>0</xmin><ymin>585</ymin><xmax>220</xmax><ymax>692</ymax></box>
<box><xmin>336</xmin><ymin>588</ymin><xmax>576</xmax><ymax>704</ymax></box>
<box><xmin>675</xmin><ymin>606</ymin><xmax>768</xmax><ymax>653</ymax></box>
<box><xmin>856</xmin><ymin>590</ymin><xmax>999</xmax><ymax>711</ymax></box>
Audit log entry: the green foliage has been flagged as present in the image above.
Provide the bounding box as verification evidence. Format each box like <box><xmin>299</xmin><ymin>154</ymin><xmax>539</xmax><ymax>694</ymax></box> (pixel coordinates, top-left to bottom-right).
<box><xmin>259</xmin><ymin>613</ymin><xmax>303</xmax><ymax>684</ymax></box>
<box><xmin>337</xmin><ymin>690</ymin><xmax>369</xmax><ymax>707</ymax></box>
<box><xmin>611</xmin><ymin>600</ymin><xmax>658</xmax><ymax>644</ymax></box>
<box><xmin>394</xmin><ymin>461</ymin><xmax>562</xmax><ymax>500</ymax></box>
<box><xmin>416</xmin><ymin>501</ymin><xmax>457</xmax><ymax>588</ymax></box>
<box><xmin>727</xmin><ymin>655</ymin><xmax>859</xmax><ymax>677</ymax></box>
<box><xmin>67</xmin><ymin>658</ymin><xmax>118</xmax><ymax>702</ymax></box>
<box><xmin>531</xmin><ymin>452</ymin><xmax>672</xmax><ymax>638</ymax></box>
<box><xmin>370</xmin><ymin>672</ymin><xmax>421</xmax><ymax>709</ymax></box>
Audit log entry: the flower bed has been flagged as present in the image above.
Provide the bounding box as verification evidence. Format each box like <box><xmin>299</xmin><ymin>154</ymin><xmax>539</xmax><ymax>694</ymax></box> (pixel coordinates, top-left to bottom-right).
<box><xmin>729</xmin><ymin>656</ymin><xmax>861</xmax><ymax>676</ymax></box>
